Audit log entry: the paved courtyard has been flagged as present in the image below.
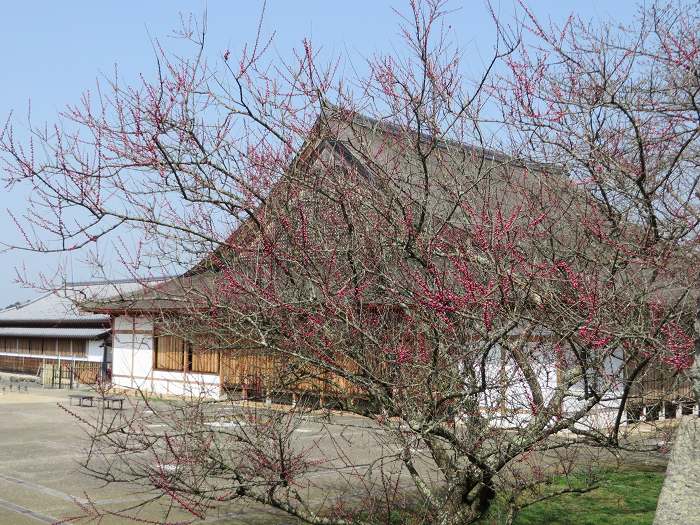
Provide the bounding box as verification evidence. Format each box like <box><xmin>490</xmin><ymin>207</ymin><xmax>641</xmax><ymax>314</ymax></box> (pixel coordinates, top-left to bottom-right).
<box><xmin>0</xmin><ymin>375</ymin><xmax>412</xmax><ymax>525</ymax></box>
<box><xmin>0</xmin><ymin>374</ymin><xmax>670</xmax><ymax>525</ymax></box>
<box><xmin>0</xmin><ymin>378</ymin><xmax>315</xmax><ymax>524</ymax></box>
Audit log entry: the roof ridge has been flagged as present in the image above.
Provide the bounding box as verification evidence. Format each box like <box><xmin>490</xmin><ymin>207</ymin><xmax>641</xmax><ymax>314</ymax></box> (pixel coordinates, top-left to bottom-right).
<box><xmin>65</xmin><ymin>276</ymin><xmax>173</xmax><ymax>286</ymax></box>
<box><xmin>0</xmin><ymin>291</ymin><xmax>53</xmax><ymax>313</ymax></box>
<box><xmin>319</xmin><ymin>103</ymin><xmax>559</xmax><ymax>172</ymax></box>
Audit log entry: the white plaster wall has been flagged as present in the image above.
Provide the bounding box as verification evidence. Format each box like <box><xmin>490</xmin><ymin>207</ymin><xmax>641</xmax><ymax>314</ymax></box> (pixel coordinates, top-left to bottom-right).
<box><xmin>113</xmin><ymin>316</ymin><xmax>135</xmax><ymax>332</ymax></box>
<box><xmin>86</xmin><ymin>339</ymin><xmax>105</xmax><ymax>362</ymax></box>
<box><xmin>150</xmin><ymin>370</ymin><xmax>221</xmax><ymax>398</ymax></box>
<box><xmin>477</xmin><ymin>342</ymin><xmax>624</xmax><ymax>430</ymax></box>
<box><xmin>111</xmin><ymin>315</ymin><xmax>221</xmax><ymax>398</ymax></box>
<box><xmin>111</xmin><ymin>316</ymin><xmax>140</xmax><ymax>386</ymax></box>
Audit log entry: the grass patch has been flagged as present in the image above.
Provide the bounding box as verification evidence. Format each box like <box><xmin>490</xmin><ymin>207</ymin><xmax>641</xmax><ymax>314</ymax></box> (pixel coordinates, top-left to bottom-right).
<box><xmin>508</xmin><ymin>470</ymin><xmax>664</xmax><ymax>525</ymax></box>
<box><xmin>365</xmin><ymin>469</ymin><xmax>664</xmax><ymax>525</ymax></box>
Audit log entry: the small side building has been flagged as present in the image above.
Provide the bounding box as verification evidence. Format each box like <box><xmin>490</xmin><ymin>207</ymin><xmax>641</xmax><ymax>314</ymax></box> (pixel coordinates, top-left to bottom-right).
<box><xmin>0</xmin><ymin>280</ymin><xmax>149</xmax><ymax>382</ymax></box>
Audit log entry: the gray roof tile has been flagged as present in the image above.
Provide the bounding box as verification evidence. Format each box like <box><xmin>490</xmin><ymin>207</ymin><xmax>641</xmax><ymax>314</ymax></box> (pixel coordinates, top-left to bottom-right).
<box><xmin>0</xmin><ymin>281</ymin><xmax>154</xmax><ymax>323</ymax></box>
<box><xmin>0</xmin><ymin>327</ymin><xmax>109</xmax><ymax>338</ymax></box>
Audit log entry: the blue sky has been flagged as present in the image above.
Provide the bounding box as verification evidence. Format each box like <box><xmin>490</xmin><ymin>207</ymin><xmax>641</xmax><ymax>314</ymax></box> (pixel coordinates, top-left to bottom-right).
<box><xmin>0</xmin><ymin>0</ymin><xmax>639</xmax><ymax>305</ymax></box>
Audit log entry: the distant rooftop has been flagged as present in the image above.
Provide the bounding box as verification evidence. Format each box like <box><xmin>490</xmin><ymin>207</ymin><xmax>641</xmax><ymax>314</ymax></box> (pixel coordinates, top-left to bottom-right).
<box><xmin>0</xmin><ymin>326</ymin><xmax>110</xmax><ymax>339</ymax></box>
<box><xmin>0</xmin><ymin>278</ymin><xmax>171</xmax><ymax>325</ymax></box>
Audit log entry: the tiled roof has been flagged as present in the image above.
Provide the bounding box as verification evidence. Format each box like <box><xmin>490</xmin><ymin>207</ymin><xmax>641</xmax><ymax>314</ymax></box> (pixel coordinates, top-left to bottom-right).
<box><xmin>0</xmin><ymin>327</ymin><xmax>109</xmax><ymax>339</ymax></box>
<box><xmin>83</xmin><ymin>109</ymin><xmax>577</xmax><ymax>313</ymax></box>
<box><xmin>0</xmin><ymin>280</ymin><xmax>166</xmax><ymax>324</ymax></box>
<box><xmin>82</xmin><ymin>272</ymin><xmax>217</xmax><ymax>313</ymax></box>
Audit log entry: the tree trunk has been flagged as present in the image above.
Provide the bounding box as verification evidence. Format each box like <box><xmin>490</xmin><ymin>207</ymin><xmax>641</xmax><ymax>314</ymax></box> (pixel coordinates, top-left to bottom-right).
<box><xmin>692</xmin><ymin>296</ymin><xmax>700</xmax><ymax>405</ymax></box>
